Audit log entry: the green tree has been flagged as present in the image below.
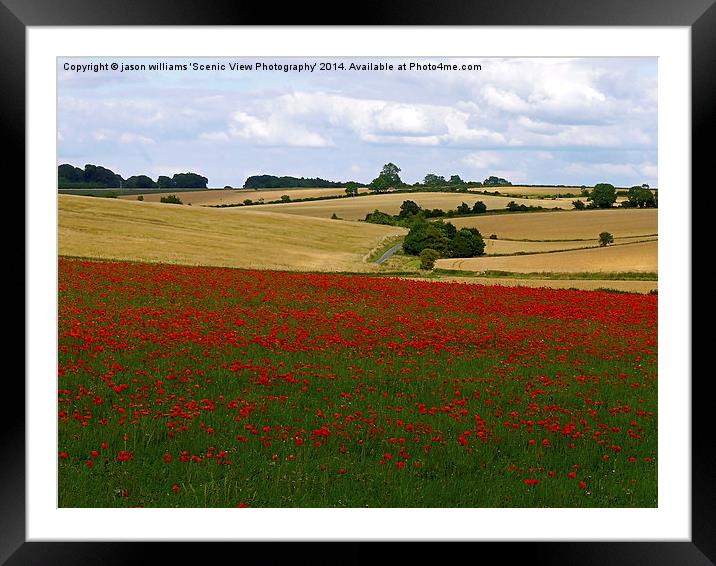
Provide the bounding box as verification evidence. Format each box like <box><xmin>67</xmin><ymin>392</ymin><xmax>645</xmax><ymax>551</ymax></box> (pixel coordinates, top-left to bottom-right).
<box><xmin>136</xmin><ymin>195</ymin><xmax>144</xmax><ymax>201</ymax></box>
<box><xmin>472</xmin><ymin>201</ymin><xmax>487</xmax><ymax>214</ymax></box>
<box><xmin>399</xmin><ymin>200</ymin><xmax>421</xmax><ymax>218</ymax></box>
<box><xmin>456</xmin><ymin>202</ymin><xmax>471</xmax><ymax>215</ymax></box>
<box><xmin>419</xmin><ymin>248</ymin><xmax>441</xmax><ymax>270</ymax></box>
<box><xmin>370</xmin><ymin>163</ymin><xmax>402</xmax><ymax>192</ymax></box>
<box><xmin>124</xmin><ymin>175</ymin><xmax>158</xmax><ymax>189</ymax></box>
<box><xmin>449</xmin><ymin>175</ymin><xmax>464</xmax><ymax>185</ymax></box>
<box><xmin>364</xmin><ymin>209</ymin><xmax>395</xmax><ymax>225</ymax></box>
<box><xmin>172</xmin><ymin>172</ymin><xmax>208</xmax><ymax>188</ymax></box>
<box><xmin>423</xmin><ymin>173</ymin><xmax>445</xmax><ymax>186</ymax></box>
<box><xmin>403</xmin><ymin>220</ymin><xmax>450</xmax><ymax>255</ymax></box>
<box><xmin>599</xmin><ymin>231</ymin><xmax>614</xmax><ymax>246</ymax></box>
<box><xmin>626</xmin><ymin>186</ymin><xmax>656</xmax><ymax>208</ymax></box>
<box><xmin>572</xmin><ymin>200</ymin><xmax>586</xmax><ymax>210</ymax></box>
<box><xmin>157</xmin><ymin>175</ymin><xmax>174</xmax><ymax>189</ymax></box>
<box><xmin>448</xmin><ymin>228</ymin><xmax>485</xmax><ymax>258</ymax></box>
<box><xmin>344</xmin><ymin>181</ymin><xmax>359</xmax><ymax>197</ymax></box>
<box><xmin>280</xmin><ymin>195</ymin><xmax>291</xmax><ymax>202</ymax></box>
<box><xmin>590</xmin><ymin>183</ymin><xmax>617</xmax><ymax>208</ymax></box>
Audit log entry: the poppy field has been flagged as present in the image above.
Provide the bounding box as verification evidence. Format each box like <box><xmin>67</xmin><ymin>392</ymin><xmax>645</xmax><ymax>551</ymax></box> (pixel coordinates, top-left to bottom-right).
<box><xmin>58</xmin><ymin>258</ymin><xmax>657</xmax><ymax>507</ymax></box>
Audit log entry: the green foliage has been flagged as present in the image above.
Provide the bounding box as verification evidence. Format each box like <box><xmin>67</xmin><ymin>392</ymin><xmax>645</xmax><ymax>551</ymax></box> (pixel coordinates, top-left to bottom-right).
<box><xmin>472</xmin><ymin>201</ymin><xmax>487</xmax><ymax>214</ymax></box>
<box><xmin>626</xmin><ymin>186</ymin><xmax>657</xmax><ymax>208</ymax></box>
<box><xmin>160</xmin><ymin>194</ymin><xmax>183</xmax><ymax>205</ymax></box>
<box><xmin>124</xmin><ymin>175</ymin><xmax>158</xmax><ymax>189</ymax></box>
<box><xmin>136</xmin><ymin>195</ymin><xmax>144</xmax><ymax>201</ymax></box>
<box><xmin>403</xmin><ymin>220</ymin><xmax>450</xmax><ymax>255</ymax></box>
<box><xmin>419</xmin><ymin>248</ymin><xmax>441</xmax><ymax>270</ymax></box>
<box><xmin>399</xmin><ymin>200</ymin><xmax>421</xmax><ymax>218</ymax></box>
<box><xmin>599</xmin><ymin>231</ymin><xmax>614</xmax><ymax>246</ymax></box>
<box><xmin>243</xmin><ymin>199</ymin><xmax>253</xmax><ymax>206</ymax></box>
<box><xmin>456</xmin><ymin>202</ymin><xmax>471</xmax><ymax>215</ymax></box>
<box><xmin>345</xmin><ymin>182</ymin><xmax>359</xmax><ymax>197</ymax></box>
<box><xmin>572</xmin><ymin>200</ymin><xmax>586</xmax><ymax>210</ymax></box>
<box><xmin>172</xmin><ymin>172</ymin><xmax>208</xmax><ymax>189</ymax></box>
<box><xmin>157</xmin><ymin>176</ymin><xmax>174</xmax><ymax>189</ymax></box>
<box><xmin>423</xmin><ymin>173</ymin><xmax>446</xmax><ymax>186</ymax></box>
<box><xmin>364</xmin><ymin>209</ymin><xmax>396</xmax><ymax>225</ymax></box>
<box><xmin>244</xmin><ymin>175</ymin><xmax>346</xmax><ymax>189</ymax></box>
<box><xmin>280</xmin><ymin>195</ymin><xmax>291</xmax><ymax>203</ymax></box>
<box><xmin>370</xmin><ymin>163</ymin><xmax>402</xmax><ymax>193</ymax></box>
<box><xmin>483</xmin><ymin>175</ymin><xmax>511</xmax><ymax>186</ymax></box>
<box><xmin>590</xmin><ymin>183</ymin><xmax>617</xmax><ymax>208</ymax></box>
<box><xmin>448</xmin><ymin>228</ymin><xmax>486</xmax><ymax>258</ymax></box>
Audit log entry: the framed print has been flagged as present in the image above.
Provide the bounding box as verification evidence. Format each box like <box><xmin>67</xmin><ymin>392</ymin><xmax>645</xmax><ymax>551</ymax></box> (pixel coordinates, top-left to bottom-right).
<box><xmin>11</xmin><ymin>0</ymin><xmax>710</xmax><ymax>564</ymax></box>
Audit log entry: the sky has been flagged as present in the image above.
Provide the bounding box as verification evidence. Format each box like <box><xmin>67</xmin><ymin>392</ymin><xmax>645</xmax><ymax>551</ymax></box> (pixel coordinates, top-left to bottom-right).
<box><xmin>57</xmin><ymin>57</ymin><xmax>657</xmax><ymax>188</ymax></box>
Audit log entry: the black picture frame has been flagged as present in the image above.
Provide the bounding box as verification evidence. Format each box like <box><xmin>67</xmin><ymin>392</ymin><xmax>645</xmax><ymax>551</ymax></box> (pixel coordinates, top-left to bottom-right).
<box><xmin>10</xmin><ymin>0</ymin><xmax>709</xmax><ymax>564</ymax></box>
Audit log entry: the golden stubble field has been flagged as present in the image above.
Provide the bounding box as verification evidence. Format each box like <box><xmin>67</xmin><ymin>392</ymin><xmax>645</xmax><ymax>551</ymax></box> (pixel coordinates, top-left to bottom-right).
<box><xmin>59</xmin><ymin>195</ymin><xmax>405</xmax><ymax>272</ymax></box>
<box><xmin>117</xmin><ymin>187</ymin><xmax>371</xmax><ymax>206</ymax></box>
<box><xmin>245</xmin><ymin>192</ymin><xmax>585</xmax><ymax>220</ymax></box>
<box><xmin>450</xmin><ymin>208</ymin><xmax>657</xmax><ymax>240</ymax></box>
<box><xmin>436</xmin><ymin>240</ymin><xmax>658</xmax><ymax>273</ymax></box>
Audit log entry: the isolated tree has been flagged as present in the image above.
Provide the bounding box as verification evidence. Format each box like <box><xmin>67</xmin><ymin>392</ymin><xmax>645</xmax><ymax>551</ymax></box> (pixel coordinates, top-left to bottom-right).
<box><xmin>280</xmin><ymin>195</ymin><xmax>291</xmax><ymax>202</ymax></box>
<box><xmin>626</xmin><ymin>186</ymin><xmax>656</xmax><ymax>208</ymax></box>
<box><xmin>419</xmin><ymin>248</ymin><xmax>441</xmax><ymax>270</ymax></box>
<box><xmin>344</xmin><ymin>182</ymin><xmax>359</xmax><ymax>197</ymax></box>
<box><xmin>599</xmin><ymin>231</ymin><xmax>614</xmax><ymax>246</ymax></box>
<box><xmin>136</xmin><ymin>195</ymin><xmax>144</xmax><ymax>201</ymax></box>
<box><xmin>590</xmin><ymin>183</ymin><xmax>617</xmax><ymax>208</ymax></box>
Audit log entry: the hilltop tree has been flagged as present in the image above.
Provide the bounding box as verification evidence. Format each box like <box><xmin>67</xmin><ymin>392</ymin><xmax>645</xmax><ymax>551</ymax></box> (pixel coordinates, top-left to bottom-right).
<box><xmin>370</xmin><ymin>163</ymin><xmax>402</xmax><ymax>193</ymax></box>
<box><xmin>124</xmin><ymin>175</ymin><xmax>158</xmax><ymax>189</ymax></box>
<box><xmin>424</xmin><ymin>173</ymin><xmax>445</xmax><ymax>186</ymax></box>
<box><xmin>172</xmin><ymin>172</ymin><xmax>208</xmax><ymax>189</ymax></box>
<box><xmin>157</xmin><ymin>176</ymin><xmax>174</xmax><ymax>189</ymax></box>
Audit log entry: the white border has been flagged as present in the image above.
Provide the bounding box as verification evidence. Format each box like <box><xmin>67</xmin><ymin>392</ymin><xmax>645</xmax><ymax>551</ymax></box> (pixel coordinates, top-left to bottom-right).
<box><xmin>27</xmin><ymin>26</ymin><xmax>691</xmax><ymax>541</ymax></box>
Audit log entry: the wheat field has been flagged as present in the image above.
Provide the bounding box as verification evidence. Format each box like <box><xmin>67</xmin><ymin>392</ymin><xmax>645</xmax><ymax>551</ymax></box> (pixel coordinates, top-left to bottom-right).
<box><xmin>59</xmin><ymin>195</ymin><xmax>405</xmax><ymax>272</ymax></box>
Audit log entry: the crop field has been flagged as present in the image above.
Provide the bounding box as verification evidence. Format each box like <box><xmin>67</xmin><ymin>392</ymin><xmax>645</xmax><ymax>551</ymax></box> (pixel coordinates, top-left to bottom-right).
<box><xmin>58</xmin><ymin>258</ymin><xmax>657</xmax><ymax>508</ymax></box>
<box><xmin>437</xmin><ymin>241</ymin><xmax>657</xmax><ymax>274</ymax></box>
<box><xmin>483</xmin><ymin>235</ymin><xmax>657</xmax><ymax>256</ymax></box>
<box><xmin>59</xmin><ymin>195</ymin><xmax>404</xmax><ymax>272</ymax></box>
<box><xmin>449</xmin><ymin>209</ymin><xmax>657</xmax><ymax>240</ymax></box>
<box><xmin>117</xmin><ymin>187</ymin><xmax>371</xmax><ymax>206</ymax></box>
<box><xmin>246</xmin><ymin>192</ymin><xmax>583</xmax><ymax>220</ymax></box>
<box><xmin>471</xmin><ymin>185</ymin><xmax>587</xmax><ymax>197</ymax></box>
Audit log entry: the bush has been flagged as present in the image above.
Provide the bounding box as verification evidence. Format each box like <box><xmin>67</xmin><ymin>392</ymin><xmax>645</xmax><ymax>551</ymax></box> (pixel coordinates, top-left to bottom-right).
<box><xmin>489</xmin><ymin>234</ymin><xmax>498</xmax><ymax>240</ymax></box>
<box><xmin>472</xmin><ymin>201</ymin><xmax>487</xmax><ymax>214</ymax></box>
<box><xmin>448</xmin><ymin>228</ymin><xmax>486</xmax><ymax>258</ymax></box>
<box><xmin>419</xmin><ymin>248</ymin><xmax>441</xmax><ymax>270</ymax></box>
<box><xmin>160</xmin><ymin>194</ymin><xmax>183</xmax><ymax>205</ymax></box>
<box><xmin>599</xmin><ymin>232</ymin><xmax>614</xmax><ymax>246</ymax></box>
<box><xmin>572</xmin><ymin>200</ymin><xmax>585</xmax><ymax>210</ymax></box>
<box><xmin>331</xmin><ymin>213</ymin><xmax>339</xmax><ymax>219</ymax></box>
<box><xmin>243</xmin><ymin>199</ymin><xmax>253</xmax><ymax>206</ymax></box>
<box><xmin>137</xmin><ymin>195</ymin><xmax>144</xmax><ymax>201</ymax></box>
<box><xmin>280</xmin><ymin>195</ymin><xmax>291</xmax><ymax>202</ymax></box>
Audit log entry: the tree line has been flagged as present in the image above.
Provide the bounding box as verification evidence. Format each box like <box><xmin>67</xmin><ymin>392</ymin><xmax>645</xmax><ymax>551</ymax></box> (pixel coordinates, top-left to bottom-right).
<box><xmin>243</xmin><ymin>175</ymin><xmax>364</xmax><ymax>189</ymax></box>
<box><xmin>58</xmin><ymin>164</ymin><xmax>208</xmax><ymax>189</ymax></box>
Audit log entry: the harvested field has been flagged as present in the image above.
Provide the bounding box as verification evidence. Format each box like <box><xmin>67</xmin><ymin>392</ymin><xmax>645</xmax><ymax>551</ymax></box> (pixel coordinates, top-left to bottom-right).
<box><xmin>247</xmin><ymin>192</ymin><xmax>581</xmax><ymax>220</ymax></box>
<box><xmin>117</xmin><ymin>187</ymin><xmax>370</xmax><ymax>206</ymax></box>
<box><xmin>471</xmin><ymin>185</ymin><xmax>586</xmax><ymax>197</ymax></box>
<box><xmin>58</xmin><ymin>195</ymin><xmax>405</xmax><ymax>272</ymax></box>
<box><xmin>436</xmin><ymin>240</ymin><xmax>657</xmax><ymax>273</ymax></box>
<box><xmin>484</xmin><ymin>235</ymin><xmax>657</xmax><ymax>255</ymax></box>
<box><xmin>450</xmin><ymin>209</ymin><xmax>657</xmax><ymax>240</ymax></box>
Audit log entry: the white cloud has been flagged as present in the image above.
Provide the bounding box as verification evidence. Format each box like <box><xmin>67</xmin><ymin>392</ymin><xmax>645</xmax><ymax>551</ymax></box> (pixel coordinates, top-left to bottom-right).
<box><xmin>462</xmin><ymin>151</ymin><xmax>503</xmax><ymax>170</ymax></box>
<box><xmin>118</xmin><ymin>132</ymin><xmax>155</xmax><ymax>145</ymax></box>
